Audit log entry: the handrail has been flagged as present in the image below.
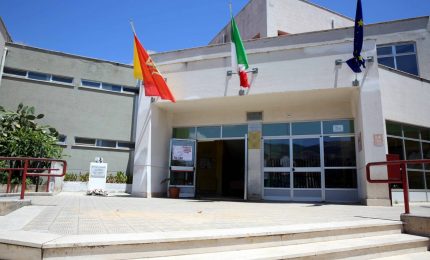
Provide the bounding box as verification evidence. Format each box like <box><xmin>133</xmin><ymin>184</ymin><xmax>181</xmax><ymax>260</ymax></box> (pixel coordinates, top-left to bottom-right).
<box><xmin>0</xmin><ymin>157</ymin><xmax>67</xmax><ymax>200</ymax></box>
<box><xmin>366</xmin><ymin>158</ymin><xmax>430</xmax><ymax>214</ymax></box>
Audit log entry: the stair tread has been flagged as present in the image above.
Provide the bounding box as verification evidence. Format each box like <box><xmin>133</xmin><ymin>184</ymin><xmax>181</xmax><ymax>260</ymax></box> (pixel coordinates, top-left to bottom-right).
<box><xmin>371</xmin><ymin>251</ymin><xmax>430</xmax><ymax>260</ymax></box>
<box><xmin>146</xmin><ymin>234</ymin><xmax>429</xmax><ymax>260</ymax></box>
<box><xmin>41</xmin><ymin>219</ymin><xmax>401</xmax><ymax>248</ymax></box>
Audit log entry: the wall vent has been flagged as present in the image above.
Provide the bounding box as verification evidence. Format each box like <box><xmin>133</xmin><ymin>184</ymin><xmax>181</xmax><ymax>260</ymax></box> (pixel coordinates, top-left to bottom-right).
<box><xmin>247</xmin><ymin>112</ymin><xmax>263</xmax><ymax>121</ymax></box>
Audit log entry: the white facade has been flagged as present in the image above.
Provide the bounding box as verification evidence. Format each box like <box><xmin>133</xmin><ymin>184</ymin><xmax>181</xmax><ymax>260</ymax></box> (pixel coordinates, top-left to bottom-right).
<box><xmin>132</xmin><ymin>8</ymin><xmax>430</xmax><ymax>205</ymax></box>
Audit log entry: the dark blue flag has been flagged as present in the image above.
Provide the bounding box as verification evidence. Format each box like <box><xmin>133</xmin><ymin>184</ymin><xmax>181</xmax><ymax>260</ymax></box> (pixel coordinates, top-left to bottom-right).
<box><xmin>346</xmin><ymin>0</ymin><xmax>366</xmax><ymax>73</ymax></box>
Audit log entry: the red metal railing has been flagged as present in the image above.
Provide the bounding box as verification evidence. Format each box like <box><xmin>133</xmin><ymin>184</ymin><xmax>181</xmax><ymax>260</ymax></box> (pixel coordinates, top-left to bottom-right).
<box><xmin>0</xmin><ymin>157</ymin><xmax>67</xmax><ymax>200</ymax></box>
<box><xmin>366</xmin><ymin>158</ymin><xmax>430</xmax><ymax>214</ymax></box>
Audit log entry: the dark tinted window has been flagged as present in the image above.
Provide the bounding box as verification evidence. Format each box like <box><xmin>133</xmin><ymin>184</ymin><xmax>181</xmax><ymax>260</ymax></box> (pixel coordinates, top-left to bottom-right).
<box><xmin>28</xmin><ymin>72</ymin><xmax>49</xmax><ymax>81</ymax></box>
<box><xmin>324</xmin><ymin>136</ymin><xmax>356</xmax><ymax>167</ymax></box>
<box><xmin>264</xmin><ymin>139</ymin><xmax>290</xmax><ymax>167</ymax></box>
<box><xmin>325</xmin><ymin>169</ymin><xmax>357</xmax><ymax>189</ymax></box>
<box><xmin>4</xmin><ymin>67</ymin><xmax>27</xmax><ymax>76</ymax></box>
<box><xmin>82</xmin><ymin>80</ymin><xmax>100</xmax><ymax>88</ymax></box>
<box><xmin>52</xmin><ymin>75</ymin><xmax>73</xmax><ymax>84</ymax></box>
<box><xmin>264</xmin><ymin>172</ymin><xmax>290</xmax><ymax>188</ymax></box>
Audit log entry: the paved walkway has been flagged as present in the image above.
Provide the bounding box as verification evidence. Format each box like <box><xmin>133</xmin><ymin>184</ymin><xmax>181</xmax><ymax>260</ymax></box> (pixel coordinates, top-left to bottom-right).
<box><xmin>0</xmin><ymin>192</ymin><xmax>429</xmax><ymax>235</ymax></box>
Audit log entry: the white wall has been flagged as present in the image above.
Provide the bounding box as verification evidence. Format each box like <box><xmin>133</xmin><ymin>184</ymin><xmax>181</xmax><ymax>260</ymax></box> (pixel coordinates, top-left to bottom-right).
<box><xmin>380</xmin><ymin>68</ymin><xmax>430</xmax><ymax>128</ymax></box>
<box><xmin>157</xmin><ymin>40</ymin><xmax>377</xmax><ymax>102</ymax></box>
<box><xmin>267</xmin><ymin>0</ymin><xmax>353</xmax><ymax>36</ymax></box>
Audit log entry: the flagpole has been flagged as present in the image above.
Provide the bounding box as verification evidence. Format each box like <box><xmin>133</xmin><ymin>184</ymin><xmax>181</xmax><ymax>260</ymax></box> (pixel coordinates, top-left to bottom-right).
<box><xmin>229</xmin><ymin>2</ymin><xmax>233</xmax><ymax>18</ymax></box>
<box><xmin>129</xmin><ymin>20</ymin><xmax>137</xmax><ymax>35</ymax></box>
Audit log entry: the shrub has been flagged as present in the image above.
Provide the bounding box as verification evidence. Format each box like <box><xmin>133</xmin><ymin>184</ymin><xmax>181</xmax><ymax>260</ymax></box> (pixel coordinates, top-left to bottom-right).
<box><xmin>64</xmin><ymin>172</ymin><xmax>78</xmax><ymax>181</ymax></box>
<box><xmin>114</xmin><ymin>171</ymin><xmax>127</xmax><ymax>184</ymax></box>
<box><xmin>106</xmin><ymin>174</ymin><xmax>115</xmax><ymax>183</ymax></box>
<box><xmin>79</xmin><ymin>172</ymin><xmax>89</xmax><ymax>182</ymax></box>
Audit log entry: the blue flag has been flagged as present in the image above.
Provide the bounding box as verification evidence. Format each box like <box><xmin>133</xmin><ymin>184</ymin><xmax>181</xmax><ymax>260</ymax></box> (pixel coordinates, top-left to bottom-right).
<box><xmin>346</xmin><ymin>0</ymin><xmax>366</xmax><ymax>73</ymax></box>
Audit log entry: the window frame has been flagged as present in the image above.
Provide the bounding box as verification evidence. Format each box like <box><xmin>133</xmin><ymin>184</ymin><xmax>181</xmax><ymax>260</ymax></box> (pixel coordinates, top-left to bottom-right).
<box><xmin>377</xmin><ymin>42</ymin><xmax>419</xmax><ymax>76</ymax></box>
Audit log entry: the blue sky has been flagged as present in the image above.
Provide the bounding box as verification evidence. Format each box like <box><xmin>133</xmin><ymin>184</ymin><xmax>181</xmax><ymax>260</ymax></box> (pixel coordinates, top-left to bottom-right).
<box><xmin>0</xmin><ymin>0</ymin><xmax>429</xmax><ymax>64</ymax></box>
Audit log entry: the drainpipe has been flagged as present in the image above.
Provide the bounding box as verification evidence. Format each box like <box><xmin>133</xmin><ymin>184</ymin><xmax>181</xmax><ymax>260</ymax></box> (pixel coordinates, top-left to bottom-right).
<box><xmin>0</xmin><ymin>47</ymin><xmax>8</xmax><ymax>88</ymax></box>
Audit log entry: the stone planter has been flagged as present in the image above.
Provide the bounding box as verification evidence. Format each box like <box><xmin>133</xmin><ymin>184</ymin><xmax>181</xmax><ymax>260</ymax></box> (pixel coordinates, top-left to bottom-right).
<box><xmin>62</xmin><ymin>181</ymin><xmax>131</xmax><ymax>193</ymax></box>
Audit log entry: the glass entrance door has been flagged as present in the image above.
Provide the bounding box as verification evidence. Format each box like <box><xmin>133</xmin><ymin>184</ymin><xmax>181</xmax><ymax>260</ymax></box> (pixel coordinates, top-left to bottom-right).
<box><xmin>169</xmin><ymin>139</ymin><xmax>196</xmax><ymax>198</ymax></box>
<box><xmin>292</xmin><ymin>137</ymin><xmax>323</xmax><ymax>201</ymax></box>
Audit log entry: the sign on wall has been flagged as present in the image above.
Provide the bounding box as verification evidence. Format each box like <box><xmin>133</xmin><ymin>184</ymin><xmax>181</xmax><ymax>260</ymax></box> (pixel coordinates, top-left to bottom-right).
<box><xmin>172</xmin><ymin>145</ymin><xmax>193</xmax><ymax>161</ymax></box>
<box><xmin>248</xmin><ymin>123</ymin><xmax>262</xmax><ymax>149</ymax></box>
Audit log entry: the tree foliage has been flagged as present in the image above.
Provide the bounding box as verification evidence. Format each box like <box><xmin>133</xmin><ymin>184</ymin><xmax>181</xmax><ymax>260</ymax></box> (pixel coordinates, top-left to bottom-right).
<box><xmin>0</xmin><ymin>103</ymin><xmax>63</xmax><ymax>159</ymax></box>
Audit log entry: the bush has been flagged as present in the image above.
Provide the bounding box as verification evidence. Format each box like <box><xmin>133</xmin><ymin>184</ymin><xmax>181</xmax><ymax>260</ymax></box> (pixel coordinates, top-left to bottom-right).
<box><xmin>106</xmin><ymin>174</ymin><xmax>115</xmax><ymax>183</ymax></box>
<box><xmin>115</xmin><ymin>171</ymin><xmax>127</xmax><ymax>184</ymax></box>
<box><xmin>64</xmin><ymin>172</ymin><xmax>78</xmax><ymax>181</ymax></box>
<box><xmin>79</xmin><ymin>172</ymin><xmax>89</xmax><ymax>182</ymax></box>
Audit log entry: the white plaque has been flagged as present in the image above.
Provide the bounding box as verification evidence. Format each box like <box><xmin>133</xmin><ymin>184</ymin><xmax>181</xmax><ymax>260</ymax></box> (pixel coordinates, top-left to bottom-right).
<box><xmin>88</xmin><ymin>162</ymin><xmax>108</xmax><ymax>191</ymax></box>
<box><xmin>333</xmin><ymin>125</ymin><xmax>344</xmax><ymax>133</ymax></box>
<box><xmin>172</xmin><ymin>145</ymin><xmax>193</xmax><ymax>161</ymax></box>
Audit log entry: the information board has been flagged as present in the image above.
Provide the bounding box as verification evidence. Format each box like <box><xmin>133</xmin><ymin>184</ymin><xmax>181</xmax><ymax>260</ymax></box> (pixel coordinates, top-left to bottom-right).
<box><xmin>87</xmin><ymin>162</ymin><xmax>108</xmax><ymax>191</ymax></box>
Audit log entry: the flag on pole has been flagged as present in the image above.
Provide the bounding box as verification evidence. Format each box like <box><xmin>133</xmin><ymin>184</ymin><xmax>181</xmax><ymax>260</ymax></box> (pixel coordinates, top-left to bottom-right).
<box><xmin>230</xmin><ymin>16</ymin><xmax>250</xmax><ymax>88</ymax></box>
<box><xmin>346</xmin><ymin>0</ymin><xmax>365</xmax><ymax>73</ymax></box>
<box><xmin>133</xmin><ymin>34</ymin><xmax>175</xmax><ymax>102</ymax></box>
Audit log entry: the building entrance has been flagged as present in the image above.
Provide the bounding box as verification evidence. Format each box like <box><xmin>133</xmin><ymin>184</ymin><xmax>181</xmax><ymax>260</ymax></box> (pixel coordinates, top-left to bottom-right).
<box><xmin>195</xmin><ymin>140</ymin><xmax>245</xmax><ymax>198</ymax></box>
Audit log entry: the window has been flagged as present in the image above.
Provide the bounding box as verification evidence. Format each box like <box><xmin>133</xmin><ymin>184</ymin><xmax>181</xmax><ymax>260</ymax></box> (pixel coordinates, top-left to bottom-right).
<box><xmin>4</xmin><ymin>67</ymin><xmax>74</xmax><ymax>85</ymax></box>
<box><xmin>377</xmin><ymin>43</ymin><xmax>419</xmax><ymax>76</ymax></box>
<box><xmin>173</xmin><ymin>127</ymin><xmax>196</xmax><ymax>139</ymax></box>
<box><xmin>3</xmin><ymin>67</ymin><xmax>27</xmax><ymax>77</ymax></box>
<box><xmin>102</xmin><ymin>83</ymin><xmax>122</xmax><ymax>92</ymax></box>
<box><xmin>263</xmin><ymin>123</ymin><xmax>289</xmax><ymax>136</ymax></box>
<box><xmin>75</xmin><ymin>137</ymin><xmax>96</xmax><ymax>146</ymax></box>
<box><xmin>222</xmin><ymin>125</ymin><xmax>247</xmax><ymax>138</ymax></box>
<box><xmin>325</xmin><ymin>169</ymin><xmax>357</xmax><ymax>188</ymax></box>
<box><xmin>52</xmin><ymin>75</ymin><xmax>73</xmax><ymax>84</ymax></box>
<box><xmin>74</xmin><ymin>137</ymin><xmax>134</xmax><ymax>150</ymax></box>
<box><xmin>323</xmin><ymin>120</ymin><xmax>354</xmax><ymax>135</ymax></box>
<box><xmin>196</xmin><ymin>126</ymin><xmax>221</xmax><ymax>139</ymax></box>
<box><xmin>117</xmin><ymin>142</ymin><xmax>134</xmax><ymax>149</ymax></box>
<box><xmin>324</xmin><ymin>136</ymin><xmax>356</xmax><ymax>167</ymax></box>
<box><xmin>264</xmin><ymin>139</ymin><xmax>290</xmax><ymax>168</ymax></box>
<box><xmin>292</xmin><ymin>122</ymin><xmax>321</xmax><ymax>135</ymax></box>
<box><xmin>264</xmin><ymin>172</ymin><xmax>290</xmax><ymax>188</ymax></box>
<box><xmin>81</xmin><ymin>80</ymin><xmax>101</xmax><ymax>88</ymax></box>
<box><xmin>96</xmin><ymin>139</ymin><xmax>116</xmax><ymax>148</ymax></box>
<box><xmin>28</xmin><ymin>72</ymin><xmax>49</xmax><ymax>81</ymax></box>
<box><xmin>57</xmin><ymin>135</ymin><xmax>67</xmax><ymax>145</ymax></box>
<box><xmin>386</xmin><ymin>121</ymin><xmax>430</xmax><ymax>191</ymax></box>
<box><xmin>81</xmin><ymin>80</ymin><xmax>135</xmax><ymax>94</ymax></box>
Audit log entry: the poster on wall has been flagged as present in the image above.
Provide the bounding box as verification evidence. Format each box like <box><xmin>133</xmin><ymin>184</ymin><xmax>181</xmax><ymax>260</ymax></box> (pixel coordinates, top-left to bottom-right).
<box><xmin>172</xmin><ymin>145</ymin><xmax>193</xmax><ymax>161</ymax></box>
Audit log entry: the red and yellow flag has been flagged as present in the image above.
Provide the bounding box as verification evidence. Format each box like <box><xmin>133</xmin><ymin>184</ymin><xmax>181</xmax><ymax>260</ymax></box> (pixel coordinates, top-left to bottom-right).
<box><xmin>133</xmin><ymin>35</ymin><xmax>175</xmax><ymax>102</ymax></box>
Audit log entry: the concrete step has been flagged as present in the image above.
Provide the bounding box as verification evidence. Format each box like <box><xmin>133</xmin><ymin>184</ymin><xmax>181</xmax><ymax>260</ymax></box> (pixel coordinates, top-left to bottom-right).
<box><xmin>145</xmin><ymin>234</ymin><xmax>429</xmax><ymax>260</ymax></box>
<box><xmin>1</xmin><ymin>219</ymin><xmax>427</xmax><ymax>260</ymax></box>
<box><xmin>370</xmin><ymin>251</ymin><xmax>430</xmax><ymax>259</ymax></box>
<box><xmin>39</xmin><ymin>220</ymin><xmax>405</xmax><ymax>259</ymax></box>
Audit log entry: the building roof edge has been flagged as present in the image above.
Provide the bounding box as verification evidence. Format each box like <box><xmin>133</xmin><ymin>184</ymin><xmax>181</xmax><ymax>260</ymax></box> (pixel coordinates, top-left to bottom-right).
<box><xmin>5</xmin><ymin>42</ymin><xmax>133</xmax><ymax>69</ymax></box>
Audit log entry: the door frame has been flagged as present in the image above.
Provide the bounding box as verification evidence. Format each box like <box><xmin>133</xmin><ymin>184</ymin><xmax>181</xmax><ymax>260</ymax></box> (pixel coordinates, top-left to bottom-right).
<box><xmin>168</xmin><ymin>138</ymin><xmax>197</xmax><ymax>198</ymax></box>
<box><xmin>195</xmin><ymin>137</ymin><xmax>247</xmax><ymax>200</ymax></box>
<box><xmin>291</xmin><ymin>135</ymin><xmax>324</xmax><ymax>202</ymax></box>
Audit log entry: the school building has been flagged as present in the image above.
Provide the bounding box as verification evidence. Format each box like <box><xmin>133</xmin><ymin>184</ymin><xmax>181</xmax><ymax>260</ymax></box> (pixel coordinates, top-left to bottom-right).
<box><xmin>1</xmin><ymin>0</ymin><xmax>430</xmax><ymax>205</ymax></box>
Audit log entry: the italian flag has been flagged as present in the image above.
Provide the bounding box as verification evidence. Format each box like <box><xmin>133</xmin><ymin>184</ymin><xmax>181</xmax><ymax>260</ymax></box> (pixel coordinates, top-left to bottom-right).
<box><xmin>231</xmin><ymin>16</ymin><xmax>250</xmax><ymax>88</ymax></box>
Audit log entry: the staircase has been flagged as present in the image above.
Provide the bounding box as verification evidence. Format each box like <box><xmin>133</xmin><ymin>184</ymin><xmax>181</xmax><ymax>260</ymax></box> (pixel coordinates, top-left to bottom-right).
<box><xmin>1</xmin><ymin>219</ymin><xmax>429</xmax><ymax>259</ymax></box>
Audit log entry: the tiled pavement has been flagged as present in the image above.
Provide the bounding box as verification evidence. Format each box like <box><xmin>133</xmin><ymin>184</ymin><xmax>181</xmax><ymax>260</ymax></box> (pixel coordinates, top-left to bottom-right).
<box><xmin>1</xmin><ymin>192</ymin><xmax>429</xmax><ymax>235</ymax></box>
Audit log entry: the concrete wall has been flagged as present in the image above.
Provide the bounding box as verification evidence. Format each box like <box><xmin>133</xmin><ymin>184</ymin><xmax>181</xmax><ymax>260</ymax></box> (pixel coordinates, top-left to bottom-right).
<box><xmin>380</xmin><ymin>67</ymin><xmax>430</xmax><ymax>128</ymax></box>
<box><xmin>209</xmin><ymin>0</ymin><xmax>353</xmax><ymax>44</ymax></box>
<box><xmin>267</xmin><ymin>0</ymin><xmax>353</xmax><ymax>36</ymax></box>
<box><xmin>210</xmin><ymin>0</ymin><xmax>267</xmax><ymax>45</ymax></box>
<box><xmin>0</xmin><ymin>44</ymin><xmax>137</xmax><ymax>175</ymax></box>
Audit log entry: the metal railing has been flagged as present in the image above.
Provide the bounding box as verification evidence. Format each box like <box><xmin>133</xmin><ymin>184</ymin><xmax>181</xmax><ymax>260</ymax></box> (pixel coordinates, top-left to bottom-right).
<box><xmin>366</xmin><ymin>158</ymin><xmax>430</xmax><ymax>214</ymax></box>
<box><xmin>0</xmin><ymin>157</ymin><xmax>67</xmax><ymax>199</ymax></box>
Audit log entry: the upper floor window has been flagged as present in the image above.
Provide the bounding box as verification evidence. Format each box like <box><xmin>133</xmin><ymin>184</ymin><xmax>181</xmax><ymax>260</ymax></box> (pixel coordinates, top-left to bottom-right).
<box><xmin>3</xmin><ymin>67</ymin><xmax>74</xmax><ymax>84</ymax></box>
<box><xmin>377</xmin><ymin>43</ymin><xmax>419</xmax><ymax>76</ymax></box>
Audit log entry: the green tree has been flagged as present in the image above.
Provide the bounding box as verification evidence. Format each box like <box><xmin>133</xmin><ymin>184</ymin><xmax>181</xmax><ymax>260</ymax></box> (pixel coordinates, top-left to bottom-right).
<box><xmin>0</xmin><ymin>103</ymin><xmax>63</xmax><ymax>185</ymax></box>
